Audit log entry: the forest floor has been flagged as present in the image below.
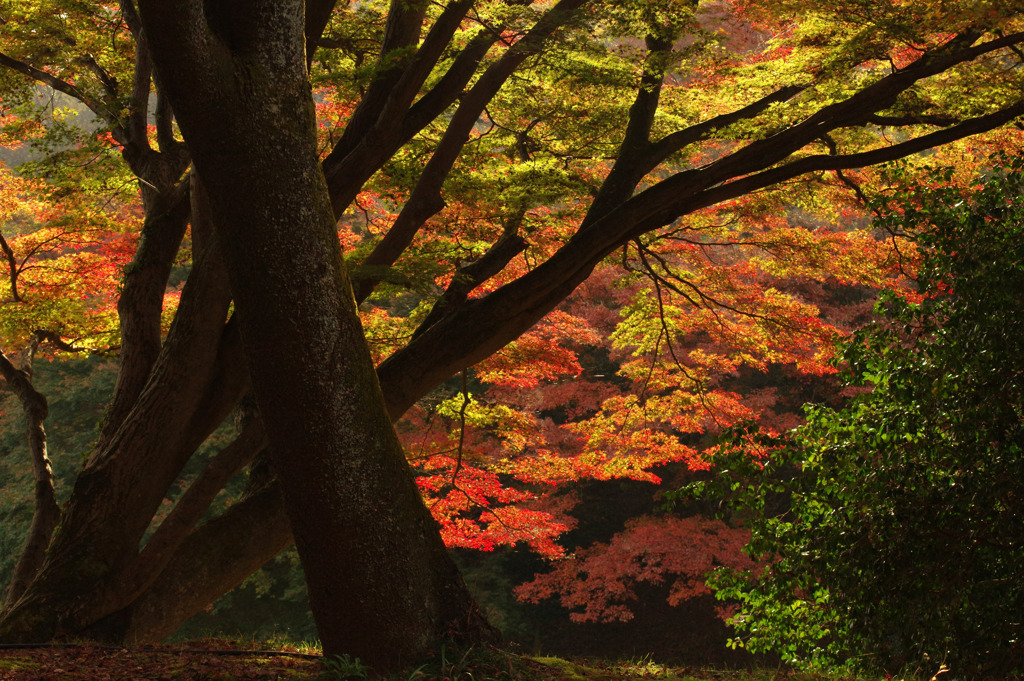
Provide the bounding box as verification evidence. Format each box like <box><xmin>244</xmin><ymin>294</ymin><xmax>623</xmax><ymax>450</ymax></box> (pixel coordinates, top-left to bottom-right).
<box><xmin>0</xmin><ymin>639</ymin><xmax>898</xmax><ymax>681</ymax></box>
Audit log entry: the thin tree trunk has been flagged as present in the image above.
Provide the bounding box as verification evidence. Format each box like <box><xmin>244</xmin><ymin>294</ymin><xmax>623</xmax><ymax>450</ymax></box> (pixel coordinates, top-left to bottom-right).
<box><xmin>0</xmin><ymin>345</ymin><xmax>58</xmax><ymax>610</ymax></box>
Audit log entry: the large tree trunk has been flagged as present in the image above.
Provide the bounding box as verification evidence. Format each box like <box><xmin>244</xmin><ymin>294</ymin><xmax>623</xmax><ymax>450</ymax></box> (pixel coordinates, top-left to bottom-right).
<box><xmin>132</xmin><ymin>0</ymin><xmax>492</xmax><ymax>670</ymax></box>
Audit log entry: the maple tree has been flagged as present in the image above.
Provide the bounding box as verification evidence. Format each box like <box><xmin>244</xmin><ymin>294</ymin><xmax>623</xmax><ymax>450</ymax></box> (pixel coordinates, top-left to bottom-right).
<box><xmin>0</xmin><ymin>0</ymin><xmax>1023</xmax><ymax>670</ymax></box>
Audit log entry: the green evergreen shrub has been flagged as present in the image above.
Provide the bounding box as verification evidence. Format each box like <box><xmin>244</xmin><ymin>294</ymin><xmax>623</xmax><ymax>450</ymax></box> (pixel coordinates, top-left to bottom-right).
<box><xmin>688</xmin><ymin>161</ymin><xmax>1024</xmax><ymax>678</ymax></box>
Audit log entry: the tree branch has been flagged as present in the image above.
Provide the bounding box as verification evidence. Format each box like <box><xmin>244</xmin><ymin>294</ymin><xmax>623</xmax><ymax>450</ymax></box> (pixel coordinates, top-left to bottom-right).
<box><xmin>622</xmin><ymin>35</ymin><xmax>676</xmax><ymax>154</ymax></box>
<box><xmin>124</xmin><ymin>28</ymin><xmax>153</xmax><ymax>150</ymax></box>
<box><xmin>399</xmin><ymin>28</ymin><xmax>502</xmax><ymax>138</ymax></box>
<box><xmin>378</xmin><ymin>0</ymin><xmax>479</xmax><ymax>125</ymax></box>
<box><xmin>376</xmin><ymin>86</ymin><xmax>1024</xmax><ymax>420</ymax></box>
<box><xmin>672</xmin><ymin>98</ymin><xmax>1024</xmax><ymax>225</ymax></box>
<box><xmin>80</xmin><ymin>54</ymin><xmax>119</xmax><ymax>102</ymax></box>
<box><xmin>31</xmin><ymin>330</ymin><xmax>89</xmax><ymax>354</ymax></box>
<box><xmin>0</xmin><ymin>52</ymin><xmax>118</xmax><ymax>130</ymax></box>
<box><xmin>101</xmin><ymin>178</ymin><xmax>191</xmax><ymax>440</ymax></box>
<box><xmin>119</xmin><ymin>0</ymin><xmax>144</xmax><ymax>37</ymax></box>
<box><xmin>322</xmin><ymin>28</ymin><xmax>501</xmax><ymax>216</ymax></box>
<box><xmin>122</xmin><ymin>481</ymin><xmax>292</xmax><ymax>644</ymax></box>
<box><xmin>304</xmin><ymin>0</ymin><xmax>341</xmax><ymax>69</ymax></box>
<box><xmin>73</xmin><ymin>421</ymin><xmax>268</xmax><ymax>626</ymax></box>
<box><xmin>320</xmin><ymin>0</ymin><xmax>432</xmax><ymax>175</ymax></box>
<box><xmin>866</xmin><ymin>112</ymin><xmax>960</xmax><ymax>127</ymax></box>
<box><xmin>0</xmin><ymin>232</ymin><xmax>22</xmax><ymax>303</ymax></box>
<box><xmin>651</xmin><ymin>84</ymin><xmax>805</xmax><ymax>160</ymax></box>
<box><xmin>613</xmin><ymin>31</ymin><xmax>1024</xmax><ymax>238</ymax></box>
<box><xmin>411</xmin><ymin>207</ymin><xmax>529</xmax><ymax>338</ymax></box>
<box><xmin>583</xmin><ymin>30</ymin><xmax>693</xmax><ymax>225</ymax></box>
<box><xmin>321</xmin><ymin>0</ymin><xmax>485</xmax><ymax>215</ymax></box>
<box><xmin>346</xmin><ymin>0</ymin><xmax>590</xmax><ymax>292</ymax></box>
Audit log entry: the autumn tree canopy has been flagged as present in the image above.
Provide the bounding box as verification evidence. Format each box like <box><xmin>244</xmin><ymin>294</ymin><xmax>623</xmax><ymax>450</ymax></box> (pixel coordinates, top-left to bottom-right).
<box><xmin>1</xmin><ymin>0</ymin><xmax>1023</xmax><ymax>669</ymax></box>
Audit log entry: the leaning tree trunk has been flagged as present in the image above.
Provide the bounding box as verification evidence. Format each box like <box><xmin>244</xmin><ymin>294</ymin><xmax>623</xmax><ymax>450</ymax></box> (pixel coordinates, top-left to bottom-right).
<box><xmin>0</xmin><ymin>343</ymin><xmax>57</xmax><ymax>610</ymax></box>
<box><xmin>136</xmin><ymin>0</ymin><xmax>492</xmax><ymax>670</ymax></box>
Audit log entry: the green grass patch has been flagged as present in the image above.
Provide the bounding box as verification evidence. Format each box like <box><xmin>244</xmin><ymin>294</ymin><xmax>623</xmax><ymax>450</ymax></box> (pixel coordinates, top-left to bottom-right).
<box><xmin>0</xmin><ymin>655</ymin><xmax>41</xmax><ymax>671</ymax></box>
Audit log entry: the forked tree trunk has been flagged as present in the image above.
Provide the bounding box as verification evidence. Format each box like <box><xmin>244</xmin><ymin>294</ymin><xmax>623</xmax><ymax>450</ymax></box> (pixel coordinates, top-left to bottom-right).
<box><xmin>133</xmin><ymin>0</ymin><xmax>493</xmax><ymax>670</ymax></box>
